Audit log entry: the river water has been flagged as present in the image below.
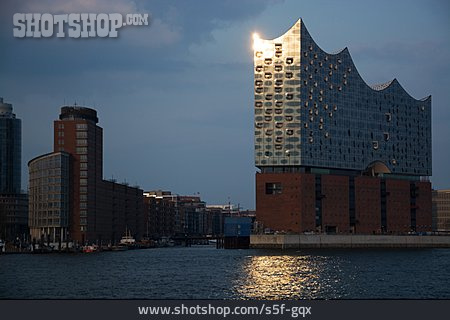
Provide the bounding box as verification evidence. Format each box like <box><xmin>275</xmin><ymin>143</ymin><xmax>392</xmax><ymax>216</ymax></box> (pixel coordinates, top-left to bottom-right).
<box><xmin>1</xmin><ymin>247</ymin><xmax>449</xmax><ymax>299</ymax></box>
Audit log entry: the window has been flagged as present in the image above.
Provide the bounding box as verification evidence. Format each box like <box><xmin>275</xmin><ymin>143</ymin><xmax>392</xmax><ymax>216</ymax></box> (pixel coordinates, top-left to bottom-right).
<box><xmin>372</xmin><ymin>141</ymin><xmax>379</xmax><ymax>150</ymax></box>
<box><xmin>266</xmin><ymin>182</ymin><xmax>282</xmax><ymax>195</ymax></box>
<box><xmin>58</xmin><ymin>131</ymin><xmax>64</xmax><ymax>137</ymax></box>
<box><xmin>255</xmin><ymin>65</ymin><xmax>263</xmax><ymax>72</ymax></box>
<box><xmin>76</xmin><ymin>123</ymin><xmax>88</xmax><ymax>130</ymax></box>
<box><xmin>384</xmin><ymin>132</ymin><xmax>390</xmax><ymax>141</ymax></box>
<box><xmin>80</xmin><ymin>162</ymin><xmax>88</xmax><ymax>169</ymax></box>
<box><xmin>286</xmin><ymin>94</ymin><xmax>293</xmax><ymax>100</ymax></box>
<box><xmin>76</xmin><ymin>139</ymin><xmax>87</xmax><ymax>146</ymax></box>
<box><xmin>385</xmin><ymin>113</ymin><xmax>392</xmax><ymax>122</ymax></box>
<box><xmin>264</xmin><ymin>58</ymin><xmax>272</xmax><ymax>65</ymax></box>
<box><xmin>58</xmin><ymin>124</ymin><xmax>64</xmax><ymax>129</ymax></box>
<box><xmin>286</xmin><ymin>57</ymin><xmax>293</xmax><ymax>64</ymax></box>
<box><xmin>76</xmin><ymin>131</ymin><xmax>88</xmax><ymax>138</ymax></box>
<box><xmin>264</xmin><ymin>72</ymin><xmax>272</xmax><ymax>79</ymax></box>
<box><xmin>274</xmin><ymin>65</ymin><xmax>282</xmax><ymax>72</ymax></box>
<box><xmin>80</xmin><ymin>178</ymin><xmax>87</xmax><ymax>185</ymax></box>
<box><xmin>79</xmin><ymin>155</ymin><xmax>88</xmax><ymax>162</ymax></box>
<box><xmin>255</xmin><ymin>101</ymin><xmax>263</xmax><ymax>108</ymax></box>
<box><xmin>76</xmin><ymin>147</ymin><xmax>87</xmax><ymax>154</ymax></box>
<box><xmin>285</xmin><ymin>72</ymin><xmax>293</xmax><ymax>79</ymax></box>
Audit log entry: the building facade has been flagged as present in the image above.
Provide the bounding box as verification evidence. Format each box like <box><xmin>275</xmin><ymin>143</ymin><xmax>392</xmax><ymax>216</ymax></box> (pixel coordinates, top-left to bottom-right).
<box><xmin>432</xmin><ymin>190</ymin><xmax>450</xmax><ymax>232</ymax></box>
<box><xmin>0</xmin><ymin>98</ymin><xmax>28</xmax><ymax>242</ymax></box>
<box><xmin>29</xmin><ymin>105</ymin><xmax>144</xmax><ymax>245</ymax></box>
<box><xmin>28</xmin><ymin>152</ymin><xmax>71</xmax><ymax>242</ymax></box>
<box><xmin>253</xmin><ymin>20</ymin><xmax>432</xmax><ymax>234</ymax></box>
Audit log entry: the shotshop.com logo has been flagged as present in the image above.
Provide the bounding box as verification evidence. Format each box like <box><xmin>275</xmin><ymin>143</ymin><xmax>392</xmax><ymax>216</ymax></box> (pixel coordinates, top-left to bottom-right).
<box><xmin>13</xmin><ymin>13</ymin><xmax>149</xmax><ymax>38</ymax></box>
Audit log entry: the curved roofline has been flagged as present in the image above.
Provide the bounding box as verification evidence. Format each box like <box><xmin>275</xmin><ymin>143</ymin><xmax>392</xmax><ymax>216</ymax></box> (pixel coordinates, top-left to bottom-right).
<box><xmin>28</xmin><ymin>151</ymin><xmax>70</xmax><ymax>166</ymax></box>
<box><xmin>259</xmin><ymin>19</ymin><xmax>431</xmax><ymax>102</ymax></box>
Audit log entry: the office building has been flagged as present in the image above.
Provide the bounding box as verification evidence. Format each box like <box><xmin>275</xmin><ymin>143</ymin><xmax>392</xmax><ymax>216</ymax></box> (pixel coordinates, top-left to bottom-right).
<box><xmin>29</xmin><ymin>105</ymin><xmax>144</xmax><ymax>244</ymax></box>
<box><xmin>0</xmin><ymin>98</ymin><xmax>28</xmax><ymax>241</ymax></box>
<box><xmin>253</xmin><ymin>20</ymin><xmax>432</xmax><ymax>234</ymax></box>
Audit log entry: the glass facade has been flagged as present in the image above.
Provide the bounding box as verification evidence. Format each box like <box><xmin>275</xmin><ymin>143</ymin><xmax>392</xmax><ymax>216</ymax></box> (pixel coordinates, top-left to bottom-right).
<box><xmin>28</xmin><ymin>152</ymin><xmax>70</xmax><ymax>242</ymax></box>
<box><xmin>254</xmin><ymin>20</ymin><xmax>431</xmax><ymax>176</ymax></box>
<box><xmin>0</xmin><ymin>98</ymin><xmax>21</xmax><ymax>193</ymax></box>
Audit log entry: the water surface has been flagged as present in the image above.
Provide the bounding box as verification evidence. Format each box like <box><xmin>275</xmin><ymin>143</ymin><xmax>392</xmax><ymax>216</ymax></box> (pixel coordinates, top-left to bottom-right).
<box><xmin>1</xmin><ymin>247</ymin><xmax>449</xmax><ymax>299</ymax></box>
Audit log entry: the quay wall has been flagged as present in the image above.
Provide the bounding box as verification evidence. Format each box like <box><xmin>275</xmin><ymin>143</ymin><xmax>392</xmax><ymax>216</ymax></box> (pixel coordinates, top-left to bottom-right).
<box><xmin>250</xmin><ymin>234</ymin><xmax>450</xmax><ymax>249</ymax></box>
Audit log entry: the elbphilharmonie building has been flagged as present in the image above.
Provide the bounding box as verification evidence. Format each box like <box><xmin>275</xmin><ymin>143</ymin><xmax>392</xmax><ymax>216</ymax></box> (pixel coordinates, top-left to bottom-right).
<box><xmin>254</xmin><ymin>20</ymin><xmax>432</xmax><ymax>234</ymax></box>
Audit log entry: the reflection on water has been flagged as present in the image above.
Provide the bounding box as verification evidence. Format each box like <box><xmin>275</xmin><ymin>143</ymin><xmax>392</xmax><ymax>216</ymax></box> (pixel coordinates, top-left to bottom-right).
<box><xmin>237</xmin><ymin>254</ymin><xmax>346</xmax><ymax>299</ymax></box>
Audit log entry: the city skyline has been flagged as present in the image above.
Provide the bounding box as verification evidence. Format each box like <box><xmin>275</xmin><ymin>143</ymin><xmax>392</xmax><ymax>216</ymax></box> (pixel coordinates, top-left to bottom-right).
<box><xmin>1</xmin><ymin>0</ymin><xmax>449</xmax><ymax>209</ymax></box>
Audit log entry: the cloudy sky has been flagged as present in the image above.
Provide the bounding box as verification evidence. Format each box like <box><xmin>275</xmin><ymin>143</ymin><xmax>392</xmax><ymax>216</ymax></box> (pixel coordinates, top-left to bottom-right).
<box><xmin>1</xmin><ymin>0</ymin><xmax>449</xmax><ymax>209</ymax></box>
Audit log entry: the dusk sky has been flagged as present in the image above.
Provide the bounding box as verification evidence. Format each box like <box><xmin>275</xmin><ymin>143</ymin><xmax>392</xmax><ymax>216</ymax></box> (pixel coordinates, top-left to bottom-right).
<box><xmin>0</xmin><ymin>0</ymin><xmax>449</xmax><ymax>209</ymax></box>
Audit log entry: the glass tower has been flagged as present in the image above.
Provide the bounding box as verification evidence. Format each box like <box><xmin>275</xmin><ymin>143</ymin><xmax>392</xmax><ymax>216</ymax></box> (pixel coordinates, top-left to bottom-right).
<box><xmin>0</xmin><ymin>97</ymin><xmax>21</xmax><ymax>193</ymax></box>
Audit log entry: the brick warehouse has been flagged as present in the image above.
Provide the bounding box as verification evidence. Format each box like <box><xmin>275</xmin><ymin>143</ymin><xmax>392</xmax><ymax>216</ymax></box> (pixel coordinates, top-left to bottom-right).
<box><xmin>253</xmin><ymin>20</ymin><xmax>432</xmax><ymax>234</ymax></box>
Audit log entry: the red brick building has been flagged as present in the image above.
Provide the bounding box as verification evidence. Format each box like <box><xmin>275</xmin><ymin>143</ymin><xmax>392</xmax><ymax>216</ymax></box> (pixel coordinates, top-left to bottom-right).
<box><xmin>256</xmin><ymin>171</ymin><xmax>432</xmax><ymax>235</ymax></box>
<box><xmin>29</xmin><ymin>106</ymin><xmax>144</xmax><ymax>245</ymax></box>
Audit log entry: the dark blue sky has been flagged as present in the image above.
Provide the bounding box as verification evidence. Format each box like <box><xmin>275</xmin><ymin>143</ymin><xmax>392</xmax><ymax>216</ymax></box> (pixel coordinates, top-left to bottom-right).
<box><xmin>1</xmin><ymin>0</ymin><xmax>449</xmax><ymax>209</ymax></box>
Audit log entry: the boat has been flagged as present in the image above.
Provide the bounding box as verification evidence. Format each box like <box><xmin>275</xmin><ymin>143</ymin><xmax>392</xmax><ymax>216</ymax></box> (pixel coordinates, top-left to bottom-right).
<box><xmin>82</xmin><ymin>245</ymin><xmax>98</xmax><ymax>253</ymax></box>
<box><xmin>119</xmin><ymin>227</ymin><xmax>136</xmax><ymax>249</ymax></box>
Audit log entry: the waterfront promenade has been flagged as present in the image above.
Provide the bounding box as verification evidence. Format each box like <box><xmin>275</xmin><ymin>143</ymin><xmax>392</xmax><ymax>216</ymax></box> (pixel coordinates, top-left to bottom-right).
<box><xmin>251</xmin><ymin>234</ymin><xmax>450</xmax><ymax>249</ymax></box>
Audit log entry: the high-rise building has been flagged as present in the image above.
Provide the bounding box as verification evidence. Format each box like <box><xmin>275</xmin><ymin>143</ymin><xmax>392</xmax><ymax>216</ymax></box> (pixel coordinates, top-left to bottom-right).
<box><xmin>29</xmin><ymin>105</ymin><xmax>144</xmax><ymax>245</ymax></box>
<box><xmin>0</xmin><ymin>98</ymin><xmax>21</xmax><ymax>193</ymax></box>
<box><xmin>253</xmin><ymin>20</ymin><xmax>432</xmax><ymax>234</ymax></box>
<box><xmin>0</xmin><ymin>98</ymin><xmax>28</xmax><ymax>242</ymax></box>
